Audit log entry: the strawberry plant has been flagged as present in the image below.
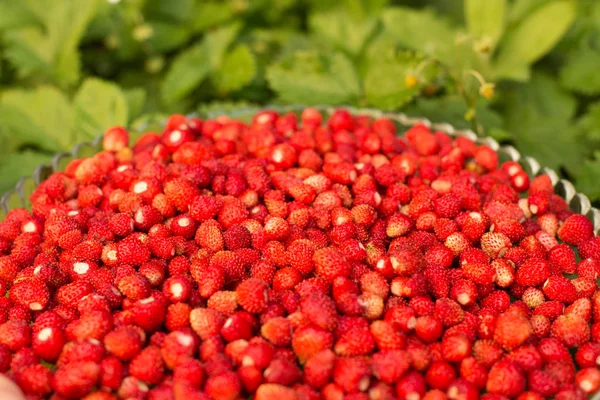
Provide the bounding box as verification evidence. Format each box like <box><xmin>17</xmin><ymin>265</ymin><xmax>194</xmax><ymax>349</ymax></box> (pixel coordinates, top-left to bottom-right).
<box><xmin>0</xmin><ymin>0</ymin><xmax>598</xmax><ymax>201</ymax></box>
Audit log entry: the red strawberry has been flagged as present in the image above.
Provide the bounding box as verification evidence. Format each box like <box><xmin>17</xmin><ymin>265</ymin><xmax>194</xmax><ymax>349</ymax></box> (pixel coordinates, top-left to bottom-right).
<box><xmin>9</xmin><ymin>278</ymin><xmax>50</xmax><ymax>311</ymax></box>
<box><xmin>551</xmin><ymin>314</ymin><xmax>590</xmax><ymax>347</ymax></box>
<box><xmin>32</xmin><ymin>325</ymin><xmax>66</xmax><ymax>362</ymax></box>
<box><xmin>236</xmin><ymin>278</ymin><xmax>269</xmax><ymax>314</ymax></box>
<box><xmin>515</xmin><ymin>258</ymin><xmax>550</xmax><ymax>286</ymax></box>
<box><xmin>204</xmin><ymin>371</ymin><xmax>241</xmax><ymax>400</ymax></box>
<box><xmin>558</xmin><ymin>215</ymin><xmax>594</xmax><ymax>245</ymax></box>
<box><xmin>51</xmin><ymin>361</ymin><xmax>100</xmax><ymax>398</ymax></box>
<box><xmin>190</xmin><ymin>308</ymin><xmax>226</xmax><ymax>340</ymax></box>
<box><xmin>255</xmin><ymin>383</ymin><xmax>297</xmax><ymax>400</ymax></box>
<box><xmin>161</xmin><ymin>330</ymin><xmax>198</xmax><ymax>369</ymax></box>
<box><xmin>0</xmin><ymin>319</ymin><xmax>31</xmax><ymax>351</ymax></box>
<box><xmin>303</xmin><ymin>349</ymin><xmax>336</xmax><ymax>389</ymax></box>
<box><xmin>543</xmin><ymin>276</ymin><xmax>578</xmax><ymax>303</ymax></box>
<box><xmin>15</xmin><ymin>363</ymin><xmax>52</xmax><ymax>395</ymax></box>
<box><xmin>372</xmin><ymin>350</ymin><xmax>410</xmax><ymax>384</ymax></box>
<box><xmin>493</xmin><ymin>312</ymin><xmax>531</xmax><ymax>351</ymax></box>
<box><xmin>129</xmin><ymin>345</ymin><xmax>165</xmax><ymax>385</ymax></box>
<box><xmin>292</xmin><ymin>324</ymin><xmax>334</xmax><ymax>363</ymax></box>
<box><xmin>486</xmin><ymin>360</ymin><xmax>525</xmax><ymax>397</ymax></box>
<box><xmin>313</xmin><ymin>247</ymin><xmax>351</xmax><ymax>282</ymax></box>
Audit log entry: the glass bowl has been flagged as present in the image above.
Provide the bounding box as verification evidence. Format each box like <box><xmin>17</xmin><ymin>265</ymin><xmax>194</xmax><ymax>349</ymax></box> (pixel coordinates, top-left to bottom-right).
<box><xmin>1</xmin><ymin>105</ymin><xmax>599</xmax><ymax>399</ymax></box>
<box><xmin>2</xmin><ymin>105</ymin><xmax>599</xmax><ymax>235</ymax></box>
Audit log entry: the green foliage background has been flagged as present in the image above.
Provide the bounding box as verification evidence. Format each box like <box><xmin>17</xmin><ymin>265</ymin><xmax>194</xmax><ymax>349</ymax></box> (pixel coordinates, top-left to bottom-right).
<box><xmin>0</xmin><ymin>0</ymin><xmax>599</xmax><ymax>202</ymax></box>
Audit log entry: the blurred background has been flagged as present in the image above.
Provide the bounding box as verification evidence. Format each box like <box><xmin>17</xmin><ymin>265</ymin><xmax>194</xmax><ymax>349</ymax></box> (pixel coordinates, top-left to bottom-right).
<box><xmin>0</xmin><ymin>0</ymin><xmax>598</xmax><ymax>204</ymax></box>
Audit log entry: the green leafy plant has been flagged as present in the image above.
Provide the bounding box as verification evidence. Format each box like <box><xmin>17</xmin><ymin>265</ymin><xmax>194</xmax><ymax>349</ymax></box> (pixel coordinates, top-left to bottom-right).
<box><xmin>0</xmin><ymin>0</ymin><xmax>598</xmax><ymax>204</ymax></box>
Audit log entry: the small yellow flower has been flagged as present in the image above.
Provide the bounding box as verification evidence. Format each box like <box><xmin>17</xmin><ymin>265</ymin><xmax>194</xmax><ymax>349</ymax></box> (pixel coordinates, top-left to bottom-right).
<box><xmin>473</xmin><ymin>37</ymin><xmax>492</xmax><ymax>54</ymax></box>
<box><xmin>479</xmin><ymin>83</ymin><xmax>495</xmax><ymax>99</ymax></box>
<box><xmin>405</xmin><ymin>74</ymin><xmax>419</xmax><ymax>88</ymax></box>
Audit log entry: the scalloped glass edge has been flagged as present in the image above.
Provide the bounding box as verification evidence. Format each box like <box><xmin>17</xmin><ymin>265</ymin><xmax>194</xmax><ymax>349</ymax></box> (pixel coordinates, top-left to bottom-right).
<box><xmin>2</xmin><ymin>104</ymin><xmax>599</xmax><ymax>236</ymax></box>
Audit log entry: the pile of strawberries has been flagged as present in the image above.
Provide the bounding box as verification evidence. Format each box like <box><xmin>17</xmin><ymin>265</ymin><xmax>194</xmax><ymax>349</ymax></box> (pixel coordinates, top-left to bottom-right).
<box><xmin>1</xmin><ymin>108</ymin><xmax>599</xmax><ymax>400</ymax></box>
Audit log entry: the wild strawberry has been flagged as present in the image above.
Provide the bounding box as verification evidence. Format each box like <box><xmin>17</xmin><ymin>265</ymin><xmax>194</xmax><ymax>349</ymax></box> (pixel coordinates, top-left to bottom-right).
<box><xmin>486</xmin><ymin>360</ymin><xmax>525</xmax><ymax>397</ymax></box>
<box><xmin>424</xmin><ymin>361</ymin><xmax>456</xmax><ymax>391</ymax></box>
<box><xmin>480</xmin><ymin>232</ymin><xmax>511</xmax><ymax>258</ymax></box>
<box><xmin>52</xmin><ymin>361</ymin><xmax>100</xmax><ymax>398</ymax></box>
<box><xmin>415</xmin><ymin>315</ymin><xmax>443</xmax><ymax>343</ymax></box>
<box><xmin>461</xmin><ymin>263</ymin><xmax>495</xmax><ymax>285</ymax></box>
<box><xmin>9</xmin><ymin>278</ymin><xmax>50</xmax><ymax>311</ymax></box>
<box><xmin>292</xmin><ymin>324</ymin><xmax>334</xmax><ymax>363</ymax></box>
<box><xmin>165</xmin><ymin>303</ymin><xmax>192</xmax><ymax>332</ymax></box>
<box><xmin>576</xmin><ymin>367</ymin><xmax>600</xmax><ymax>394</ymax></box>
<box><xmin>190</xmin><ymin>308</ymin><xmax>225</xmax><ymax>340</ymax></box>
<box><xmin>161</xmin><ymin>330</ymin><xmax>198</xmax><ymax>369</ymax></box>
<box><xmin>396</xmin><ymin>370</ymin><xmax>427</xmax><ymax>400</ymax></box>
<box><xmin>543</xmin><ymin>275</ymin><xmax>578</xmax><ymax>303</ymax></box>
<box><xmin>99</xmin><ymin>356</ymin><xmax>125</xmax><ymax>390</ymax></box>
<box><xmin>528</xmin><ymin>369</ymin><xmax>560</xmax><ymax>397</ymax></box>
<box><xmin>129</xmin><ymin>345</ymin><xmax>165</xmax><ymax>385</ymax></box>
<box><xmin>15</xmin><ymin>363</ymin><xmax>52</xmax><ymax>395</ymax></box>
<box><xmin>515</xmin><ymin>258</ymin><xmax>550</xmax><ymax>286</ymax></box>
<box><xmin>205</xmin><ymin>371</ymin><xmax>241</xmax><ymax>400</ymax></box>
<box><xmin>117</xmin><ymin>376</ymin><xmax>149</xmax><ymax>399</ymax></box>
<box><xmin>493</xmin><ymin>312</ymin><xmax>531</xmax><ymax>351</ymax></box>
<box><xmin>0</xmin><ymin>319</ymin><xmax>31</xmax><ymax>351</ymax></box>
<box><xmin>558</xmin><ymin>214</ymin><xmax>594</xmax><ymax>245</ymax></box>
<box><xmin>116</xmin><ymin>236</ymin><xmax>150</xmax><ymax>266</ymax></box>
<box><xmin>235</xmin><ymin>278</ymin><xmax>269</xmax><ymax>314</ymax></box>
<box><xmin>118</xmin><ymin>273</ymin><xmax>152</xmax><ymax>300</ymax></box>
<box><xmin>130</xmin><ymin>292</ymin><xmax>169</xmax><ymax>332</ymax></box>
<box><xmin>577</xmin><ymin>258</ymin><xmax>600</xmax><ymax>280</ymax></box>
<box><xmin>313</xmin><ymin>247</ymin><xmax>351</xmax><ymax>282</ymax></box>
<box><xmin>551</xmin><ymin>314</ymin><xmax>590</xmax><ymax>347</ymax></box>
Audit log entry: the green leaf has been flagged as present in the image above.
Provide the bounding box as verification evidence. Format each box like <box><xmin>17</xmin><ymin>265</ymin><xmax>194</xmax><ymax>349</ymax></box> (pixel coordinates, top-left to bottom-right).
<box><xmin>0</xmin><ymin>151</ymin><xmax>53</xmax><ymax>195</ymax></box>
<box><xmin>381</xmin><ymin>7</ymin><xmax>457</xmax><ymax>65</ymax></box>
<box><xmin>3</xmin><ymin>0</ymin><xmax>98</xmax><ymax>87</ymax></box>
<box><xmin>363</xmin><ymin>51</ymin><xmax>423</xmax><ymax>110</ymax></box>
<box><xmin>574</xmin><ymin>152</ymin><xmax>600</xmax><ymax>201</ymax></box>
<box><xmin>559</xmin><ymin>47</ymin><xmax>600</xmax><ymax>96</ymax></box>
<box><xmin>212</xmin><ymin>45</ymin><xmax>257</xmax><ymax>93</ymax></box>
<box><xmin>161</xmin><ymin>22</ymin><xmax>242</xmax><ymax>104</ymax></box>
<box><xmin>145</xmin><ymin>21</ymin><xmax>191</xmax><ymax>53</ymax></box>
<box><xmin>267</xmin><ymin>51</ymin><xmax>361</xmax><ymax>105</ymax></box>
<box><xmin>342</xmin><ymin>0</ymin><xmax>389</xmax><ymax>19</ymax></box>
<box><xmin>494</xmin><ymin>0</ymin><xmax>576</xmax><ymax>80</ymax></box>
<box><xmin>498</xmin><ymin>72</ymin><xmax>586</xmax><ymax>171</ymax></box>
<box><xmin>507</xmin><ymin>0</ymin><xmax>553</xmax><ymax>24</ymax></box>
<box><xmin>576</xmin><ymin>102</ymin><xmax>600</xmax><ymax>142</ymax></box>
<box><xmin>203</xmin><ymin>22</ymin><xmax>243</xmax><ymax>70</ymax></box>
<box><xmin>0</xmin><ymin>1</ymin><xmax>39</xmax><ymax>31</ymax></box>
<box><xmin>74</xmin><ymin>78</ymin><xmax>129</xmax><ymax>140</ymax></box>
<box><xmin>161</xmin><ymin>43</ymin><xmax>211</xmax><ymax>104</ymax></box>
<box><xmin>144</xmin><ymin>0</ymin><xmax>194</xmax><ymax>23</ymax></box>
<box><xmin>464</xmin><ymin>0</ymin><xmax>506</xmax><ymax>48</ymax></box>
<box><xmin>124</xmin><ymin>88</ymin><xmax>147</xmax><ymax>123</ymax></box>
<box><xmin>309</xmin><ymin>9</ymin><xmax>379</xmax><ymax>57</ymax></box>
<box><xmin>3</xmin><ymin>27</ymin><xmax>54</xmax><ymax>79</ymax></box>
<box><xmin>191</xmin><ymin>1</ymin><xmax>234</xmax><ymax>33</ymax></box>
<box><xmin>0</xmin><ymin>86</ymin><xmax>75</xmax><ymax>152</ymax></box>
